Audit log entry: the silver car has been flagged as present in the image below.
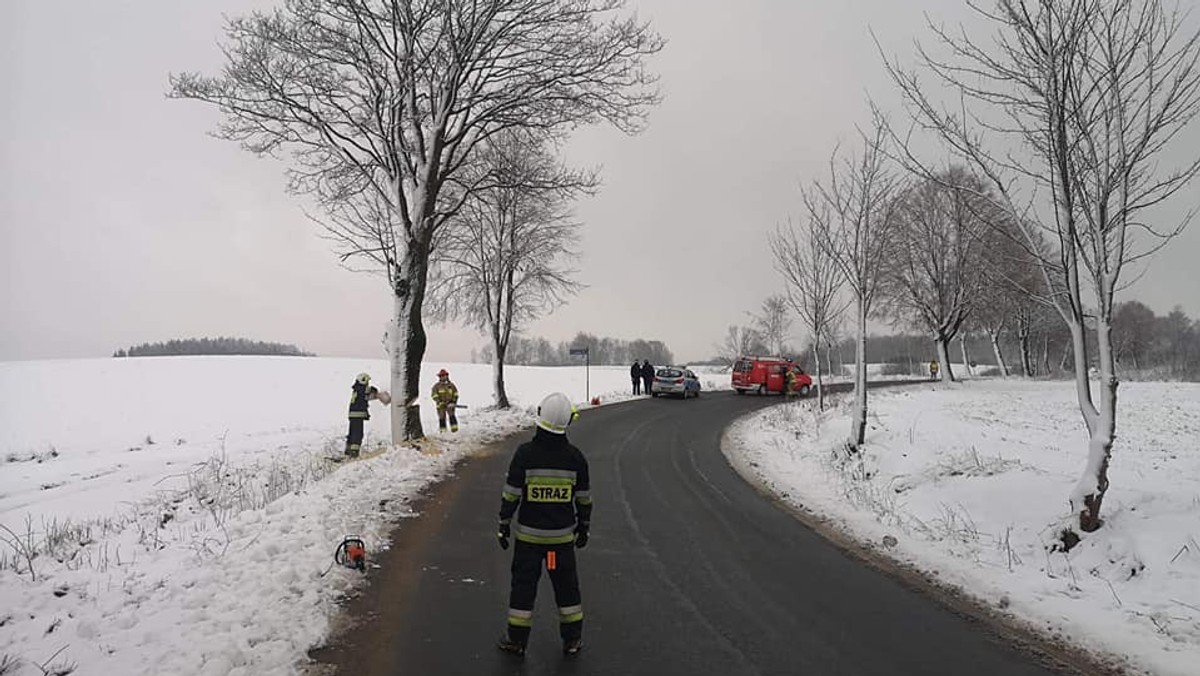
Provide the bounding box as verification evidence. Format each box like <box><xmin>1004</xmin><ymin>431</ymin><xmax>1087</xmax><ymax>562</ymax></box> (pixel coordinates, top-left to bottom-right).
<box><xmin>651</xmin><ymin>367</ymin><xmax>702</xmax><ymax>399</ymax></box>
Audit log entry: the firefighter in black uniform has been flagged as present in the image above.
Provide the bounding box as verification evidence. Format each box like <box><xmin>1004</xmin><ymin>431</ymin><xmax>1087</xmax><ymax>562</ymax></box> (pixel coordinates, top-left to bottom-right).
<box><xmin>345</xmin><ymin>372</ymin><xmax>379</xmax><ymax>458</ymax></box>
<box><xmin>496</xmin><ymin>392</ymin><xmax>592</xmax><ymax>657</ymax></box>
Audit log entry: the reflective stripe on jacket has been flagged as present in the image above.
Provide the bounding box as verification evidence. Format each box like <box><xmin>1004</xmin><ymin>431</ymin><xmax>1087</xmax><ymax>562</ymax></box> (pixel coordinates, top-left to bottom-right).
<box><xmin>498</xmin><ymin>428</ymin><xmax>592</xmax><ymax>544</ymax></box>
<box><xmin>431</xmin><ymin>380</ymin><xmax>458</xmax><ymax>409</ymax></box>
<box><xmin>348</xmin><ymin>382</ymin><xmax>377</xmax><ymax>420</ymax></box>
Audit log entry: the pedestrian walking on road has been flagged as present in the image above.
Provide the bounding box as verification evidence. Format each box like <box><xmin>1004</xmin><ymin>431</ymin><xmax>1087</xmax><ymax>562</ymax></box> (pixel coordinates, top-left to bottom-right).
<box><xmin>630</xmin><ymin>361</ymin><xmax>642</xmax><ymax>395</ymax></box>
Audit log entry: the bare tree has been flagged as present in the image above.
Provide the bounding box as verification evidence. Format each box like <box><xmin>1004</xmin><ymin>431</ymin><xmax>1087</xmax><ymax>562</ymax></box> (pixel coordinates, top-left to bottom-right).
<box><xmin>970</xmin><ymin>288</ymin><xmax>1011</xmax><ymax>376</ymax></box>
<box><xmin>170</xmin><ymin>0</ymin><xmax>662</xmax><ymax>440</ymax></box>
<box><xmin>805</xmin><ymin>115</ymin><xmax>902</xmax><ymax>449</ymax></box>
<box><xmin>1111</xmin><ymin>300</ymin><xmax>1157</xmax><ymax>369</ymax></box>
<box><xmin>974</xmin><ymin>210</ymin><xmax>1049</xmax><ymax>377</ymax></box>
<box><xmin>1013</xmin><ymin>298</ymin><xmax>1041</xmax><ymax>376</ymax></box>
<box><xmin>715</xmin><ymin>325</ymin><xmax>767</xmax><ymax>367</ymax></box>
<box><xmin>429</xmin><ymin>133</ymin><xmax>591</xmax><ymax>408</ymax></box>
<box><xmin>887</xmin><ymin>0</ymin><xmax>1200</xmax><ymax>535</ymax></box>
<box><xmin>753</xmin><ymin>295</ymin><xmax>793</xmax><ymax>358</ymax></box>
<box><xmin>883</xmin><ymin>168</ymin><xmax>994</xmax><ymax>382</ymax></box>
<box><xmin>958</xmin><ymin>331</ymin><xmax>976</xmax><ymax>376</ymax></box>
<box><xmin>823</xmin><ymin>316</ymin><xmax>846</xmax><ymax>379</ymax></box>
<box><xmin>771</xmin><ymin>218</ymin><xmax>846</xmax><ymax>410</ymax></box>
<box><xmin>1152</xmin><ymin>306</ymin><xmax>1200</xmax><ymax>376</ymax></box>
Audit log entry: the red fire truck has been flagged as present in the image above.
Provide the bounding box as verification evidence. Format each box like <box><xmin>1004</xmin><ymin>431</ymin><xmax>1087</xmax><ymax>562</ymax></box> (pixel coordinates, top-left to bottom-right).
<box><xmin>731</xmin><ymin>356</ymin><xmax>813</xmax><ymax>396</ymax></box>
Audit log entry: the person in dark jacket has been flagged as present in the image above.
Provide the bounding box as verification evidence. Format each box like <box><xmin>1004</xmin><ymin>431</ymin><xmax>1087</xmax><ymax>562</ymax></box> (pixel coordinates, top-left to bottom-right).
<box><xmin>346</xmin><ymin>372</ymin><xmax>379</xmax><ymax>458</ymax></box>
<box><xmin>496</xmin><ymin>392</ymin><xmax>591</xmax><ymax>657</ymax></box>
<box><xmin>630</xmin><ymin>361</ymin><xmax>642</xmax><ymax>395</ymax></box>
<box><xmin>640</xmin><ymin>359</ymin><xmax>655</xmax><ymax>397</ymax></box>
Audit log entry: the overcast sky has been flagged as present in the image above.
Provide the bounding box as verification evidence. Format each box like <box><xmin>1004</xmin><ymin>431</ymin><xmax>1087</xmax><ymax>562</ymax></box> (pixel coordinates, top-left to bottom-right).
<box><xmin>3</xmin><ymin>0</ymin><xmax>1198</xmax><ymax>365</ymax></box>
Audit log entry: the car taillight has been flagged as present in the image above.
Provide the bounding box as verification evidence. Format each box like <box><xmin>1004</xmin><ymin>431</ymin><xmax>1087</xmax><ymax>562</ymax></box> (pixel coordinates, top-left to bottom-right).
<box><xmin>674</xmin><ymin>378</ymin><xmax>683</xmax><ymax>384</ymax></box>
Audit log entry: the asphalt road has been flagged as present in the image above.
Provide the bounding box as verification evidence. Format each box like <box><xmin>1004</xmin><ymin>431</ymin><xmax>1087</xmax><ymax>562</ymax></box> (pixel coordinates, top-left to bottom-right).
<box><xmin>310</xmin><ymin>389</ymin><xmax>1072</xmax><ymax>676</ymax></box>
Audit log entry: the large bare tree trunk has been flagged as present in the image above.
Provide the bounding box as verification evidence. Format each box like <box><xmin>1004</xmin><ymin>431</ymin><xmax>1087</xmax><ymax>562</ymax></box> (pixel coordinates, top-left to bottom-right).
<box><xmin>1018</xmin><ymin>325</ymin><xmax>1033</xmax><ymax>377</ymax></box>
<box><xmin>1072</xmin><ymin>316</ymin><xmax>1119</xmax><ymax>532</ymax></box>
<box><xmin>936</xmin><ymin>337</ymin><xmax>954</xmax><ymax>382</ymax></box>
<box><xmin>493</xmin><ymin>337</ymin><xmax>511</xmax><ymax>409</ymax></box>
<box><xmin>390</xmin><ymin>241</ymin><xmax>430</xmax><ymax>441</ymax></box>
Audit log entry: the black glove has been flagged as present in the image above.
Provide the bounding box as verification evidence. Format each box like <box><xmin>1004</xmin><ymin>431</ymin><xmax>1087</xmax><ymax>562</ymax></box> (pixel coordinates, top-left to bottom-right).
<box><xmin>574</xmin><ymin>523</ymin><xmax>589</xmax><ymax>549</ymax></box>
<box><xmin>497</xmin><ymin>522</ymin><xmax>510</xmax><ymax>550</ymax></box>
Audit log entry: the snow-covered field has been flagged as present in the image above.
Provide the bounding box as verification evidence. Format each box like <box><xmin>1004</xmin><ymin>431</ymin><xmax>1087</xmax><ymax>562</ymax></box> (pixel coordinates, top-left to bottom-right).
<box><xmin>724</xmin><ymin>379</ymin><xmax>1200</xmax><ymax>676</ymax></box>
<box><xmin>7</xmin><ymin>357</ymin><xmax>1195</xmax><ymax>676</ymax></box>
<box><xmin>0</xmin><ymin>356</ymin><xmax>726</xmax><ymax>676</ymax></box>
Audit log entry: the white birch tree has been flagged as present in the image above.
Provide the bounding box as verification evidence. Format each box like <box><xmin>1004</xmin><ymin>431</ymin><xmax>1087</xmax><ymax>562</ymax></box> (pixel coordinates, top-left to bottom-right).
<box><xmin>887</xmin><ymin>0</ymin><xmax>1200</xmax><ymax>535</ymax></box>
<box><xmin>170</xmin><ymin>0</ymin><xmax>662</xmax><ymax>441</ymax></box>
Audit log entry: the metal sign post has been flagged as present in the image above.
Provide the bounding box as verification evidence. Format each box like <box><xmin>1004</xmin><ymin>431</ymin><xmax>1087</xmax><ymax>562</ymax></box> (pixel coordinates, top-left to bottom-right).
<box><xmin>569</xmin><ymin>346</ymin><xmax>589</xmax><ymax>402</ymax></box>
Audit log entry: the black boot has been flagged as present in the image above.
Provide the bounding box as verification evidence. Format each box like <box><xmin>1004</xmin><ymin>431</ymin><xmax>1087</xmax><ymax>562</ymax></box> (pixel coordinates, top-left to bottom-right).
<box><xmin>563</xmin><ymin>638</ymin><xmax>583</xmax><ymax>656</ymax></box>
<box><xmin>497</xmin><ymin>636</ymin><xmax>526</xmax><ymax>656</ymax></box>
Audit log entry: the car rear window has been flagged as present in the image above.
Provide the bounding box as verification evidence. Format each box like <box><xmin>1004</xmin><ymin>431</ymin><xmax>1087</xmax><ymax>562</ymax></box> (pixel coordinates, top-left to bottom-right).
<box><xmin>656</xmin><ymin>368</ymin><xmax>683</xmax><ymax>378</ymax></box>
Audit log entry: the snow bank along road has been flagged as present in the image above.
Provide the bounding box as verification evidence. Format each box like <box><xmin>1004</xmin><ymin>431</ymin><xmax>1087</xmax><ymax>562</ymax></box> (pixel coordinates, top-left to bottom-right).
<box><xmin>309</xmin><ymin>387</ymin><xmax>1102</xmax><ymax>675</ymax></box>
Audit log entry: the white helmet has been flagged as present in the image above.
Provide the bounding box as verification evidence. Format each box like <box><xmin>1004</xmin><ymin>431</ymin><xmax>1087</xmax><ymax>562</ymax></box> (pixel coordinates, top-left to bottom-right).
<box><xmin>536</xmin><ymin>392</ymin><xmax>577</xmax><ymax>434</ymax></box>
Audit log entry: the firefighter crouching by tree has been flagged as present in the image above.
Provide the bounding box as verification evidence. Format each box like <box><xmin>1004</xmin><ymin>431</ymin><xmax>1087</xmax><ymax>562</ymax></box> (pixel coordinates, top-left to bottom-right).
<box><xmin>431</xmin><ymin>368</ymin><xmax>459</xmax><ymax>432</ymax></box>
<box><xmin>496</xmin><ymin>392</ymin><xmax>591</xmax><ymax>657</ymax></box>
<box><xmin>346</xmin><ymin>372</ymin><xmax>379</xmax><ymax>458</ymax></box>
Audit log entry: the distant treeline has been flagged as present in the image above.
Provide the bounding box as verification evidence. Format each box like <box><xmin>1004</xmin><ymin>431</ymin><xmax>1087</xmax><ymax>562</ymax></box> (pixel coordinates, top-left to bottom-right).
<box><xmin>774</xmin><ymin>302</ymin><xmax>1199</xmax><ymax>382</ymax></box>
<box><xmin>475</xmin><ymin>332</ymin><xmax>674</xmax><ymax>366</ymax></box>
<box><xmin>114</xmin><ymin>337</ymin><xmax>315</xmax><ymax>358</ymax></box>
<box><xmin>831</xmin><ymin>303</ymin><xmax>1200</xmax><ymax>380</ymax></box>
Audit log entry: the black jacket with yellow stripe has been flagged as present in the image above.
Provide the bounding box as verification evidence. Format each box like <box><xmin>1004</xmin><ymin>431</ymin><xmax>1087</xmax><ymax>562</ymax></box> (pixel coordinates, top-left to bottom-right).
<box><xmin>499</xmin><ymin>428</ymin><xmax>592</xmax><ymax>545</ymax></box>
<box><xmin>348</xmin><ymin>382</ymin><xmax>378</xmax><ymax>420</ymax></box>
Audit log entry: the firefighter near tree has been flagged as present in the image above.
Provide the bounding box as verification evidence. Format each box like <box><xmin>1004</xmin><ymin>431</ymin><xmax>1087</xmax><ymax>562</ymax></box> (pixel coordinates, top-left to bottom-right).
<box><xmin>431</xmin><ymin>368</ymin><xmax>460</xmax><ymax>432</ymax></box>
<box><xmin>345</xmin><ymin>372</ymin><xmax>387</xmax><ymax>458</ymax></box>
<box><xmin>496</xmin><ymin>392</ymin><xmax>591</xmax><ymax>658</ymax></box>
